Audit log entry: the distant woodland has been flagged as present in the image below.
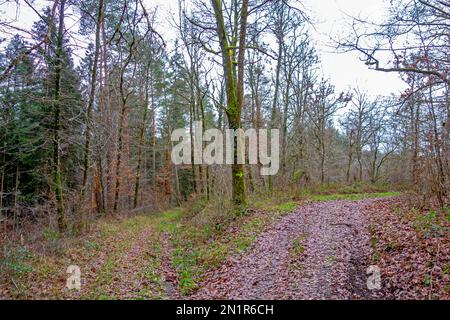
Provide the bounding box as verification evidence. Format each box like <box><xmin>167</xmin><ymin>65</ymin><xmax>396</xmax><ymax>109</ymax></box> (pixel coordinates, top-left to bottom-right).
<box><xmin>0</xmin><ymin>0</ymin><xmax>448</xmax><ymax>233</ymax></box>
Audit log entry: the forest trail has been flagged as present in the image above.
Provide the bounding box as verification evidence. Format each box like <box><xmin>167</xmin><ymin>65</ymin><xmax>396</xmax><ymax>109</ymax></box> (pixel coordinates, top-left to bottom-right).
<box><xmin>4</xmin><ymin>195</ymin><xmax>446</xmax><ymax>300</ymax></box>
<box><xmin>192</xmin><ymin>199</ymin><xmax>378</xmax><ymax>300</ymax></box>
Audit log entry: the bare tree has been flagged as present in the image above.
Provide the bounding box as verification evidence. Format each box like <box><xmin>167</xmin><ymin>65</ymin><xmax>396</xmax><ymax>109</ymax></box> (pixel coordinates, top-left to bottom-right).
<box><xmin>308</xmin><ymin>81</ymin><xmax>350</xmax><ymax>183</ymax></box>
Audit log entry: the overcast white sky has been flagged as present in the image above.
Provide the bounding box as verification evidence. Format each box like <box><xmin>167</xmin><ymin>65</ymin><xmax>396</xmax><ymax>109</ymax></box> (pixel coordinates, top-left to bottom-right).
<box><xmin>1</xmin><ymin>0</ymin><xmax>407</xmax><ymax>97</ymax></box>
<box><xmin>303</xmin><ymin>0</ymin><xmax>406</xmax><ymax>96</ymax></box>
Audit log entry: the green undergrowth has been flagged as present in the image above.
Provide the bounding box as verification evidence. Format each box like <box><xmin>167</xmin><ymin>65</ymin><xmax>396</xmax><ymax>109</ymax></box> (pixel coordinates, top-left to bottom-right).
<box><xmin>162</xmin><ymin>195</ymin><xmax>301</xmax><ymax>296</ymax></box>
<box><xmin>309</xmin><ymin>191</ymin><xmax>401</xmax><ymax>202</ymax></box>
<box><xmin>3</xmin><ymin>214</ymin><xmax>167</xmax><ymax>299</ymax></box>
<box><xmin>292</xmin><ymin>181</ymin><xmax>402</xmax><ymax>201</ymax></box>
<box><xmin>298</xmin><ymin>181</ymin><xmax>404</xmax><ymax>195</ymax></box>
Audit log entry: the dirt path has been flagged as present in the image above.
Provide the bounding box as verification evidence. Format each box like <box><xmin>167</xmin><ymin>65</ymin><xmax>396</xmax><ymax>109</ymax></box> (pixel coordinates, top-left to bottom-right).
<box><xmin>103</xmin><ymin>227</ymin><xmax>156</xmax><ymax>299</ymax></box>
<box><xmin>2</xmin><ymin>200</ymin><xmax>392</xmax><ymax>300</ymax></box>
<box><xmin>160</xmin><ymin>232</ymin><xmax>181</xmax><ymax>300</ymax></box>
<box><xmin>192</xmin><ymin>199</ymin><xmax>381</xmax><ymax>300</ymax></box>
<box><xmin>68</xmin><ymin>225</ymin><xmax>164</xmax><ymax>300</ymax></box>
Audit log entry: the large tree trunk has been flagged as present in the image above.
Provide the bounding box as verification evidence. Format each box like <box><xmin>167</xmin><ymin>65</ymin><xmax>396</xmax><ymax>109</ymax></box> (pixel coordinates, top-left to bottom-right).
<box><xmin>211</xmin><ymin>0</ymin><xmax>249</xmax><ymax>208</ymax></box>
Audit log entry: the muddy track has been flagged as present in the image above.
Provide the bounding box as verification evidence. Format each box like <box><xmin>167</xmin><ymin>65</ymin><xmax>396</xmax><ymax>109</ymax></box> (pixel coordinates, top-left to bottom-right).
<box><xmin>192</xmin><ymin>199</ymin><xmax>386</xmax><ymax>300</ymax></box>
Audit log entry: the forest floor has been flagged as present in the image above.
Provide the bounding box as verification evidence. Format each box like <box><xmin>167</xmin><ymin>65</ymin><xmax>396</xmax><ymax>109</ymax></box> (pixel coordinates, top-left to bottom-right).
<box><xmin>1</xmin><ymin>191</ymin><xmax>448</xmax><ymax>300</ymax></box>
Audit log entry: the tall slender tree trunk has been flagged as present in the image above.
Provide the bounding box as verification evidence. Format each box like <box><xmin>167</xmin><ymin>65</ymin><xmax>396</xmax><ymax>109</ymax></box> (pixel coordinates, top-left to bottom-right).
<box><xmin>410</xmin><ymin>79</ymin><xmax>420</xmax><ymax>187</ymax></box>
<box><xmin>189</xmin><ymin>100</ymin><xmax>197</xmax><ymax>193</ymax></box>
<box><xmin>281</xmin><ymin>70</ymin><xmax>292</xmax><ymax>173</ymax></box>
<box><xmin>77</xmin><ymin>0</ymin><xmax>104</xmax><ymax>231</ymax></box>
<box><xmin>113</xmin><ymin>101</ymin><xmax>127</xmax><ymax>213</ymax></box>
<box><xmin>134</xmin><ymin>60</ymin><xmax>151</xmax><ymax>209</ymax></box>
<box><xmin>346</xmin><ymin>148</ymin><xmax>353</xmax><ymax>183</ymax></box>
<box><xmin>320</xmin><ymin>139</ymin><xmax>325</xmax><ymax>184</ymax></box>
<box><xmin>113</xmin><ymin>38</ymin><xmax>135</xmax><ymax>213</ymax></box>
<box><xmin>370</xmin><ymin>148</ymin><xmax>378</xmax><ymax>183</ymax></box>
<box><xmin>199</xmin><ymin>89</ymin><xmax>210</xmax><ymax>199</ymax></box>
<box><xmin>13</xmin><ymin>165</ymin><xmax>19</xmax><ymax>232</ymax></box>
<box><xmin>100</xmin><ymin>18</ymin><xmax>111</xmax><ymax>212</ymax></box>
<box><xmin>268</xmin><ymin>37</ymin><xmax>283</xmax><ymax>194</ymax></box>
<box><xmin>151</xmin><ymin>82</ymin><xmax>157</xmax><ymax>189</ymax></box>
<box><xmin>53</xmin><ymin>0</ymin><xmax>67</xmax><ymax>232</ymax></box>
<box><xmin>246</xmin><ymin>151</ymin><xmax>255</xmax><ymax>193</ymax></box>
<box><xmin>356</xmin><ymin>145</ymin><xmax>363</xmax><ymax>182</ymax></box>
<box><xmin>170</xmin><ymin>132</ymin><xmax>181</xmax><ymax>205</ymax></box>
<box><xmin>428</xmin><ymin>86</ymin><xmax>446</xmax><ymax>206</ymax></box>
<box><xmin>0</xmin><ymin>146</ymin><xmax>4</xmax><ymax>221</ymax></box>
